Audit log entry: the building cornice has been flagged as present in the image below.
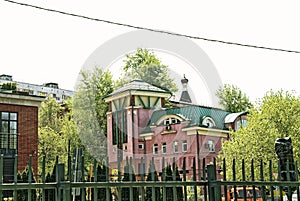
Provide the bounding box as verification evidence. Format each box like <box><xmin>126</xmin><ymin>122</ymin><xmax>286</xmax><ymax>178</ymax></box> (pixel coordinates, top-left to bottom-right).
<box><xmin>182</xmin><ymin>126</ymin><xmax>229</xmax><ymax>138</ymax></box>
<box><xmin>0</xmin><ymin>92</ymin><xmax>45</xmax><ymax>107</ymax></box>
<box><xmin>139</xmin><ymin>132</ymin><xmax>154</xmax><ymax>140</ymax></box>
<box><xmin>104</xmin><ymin>90</ymin><xmax>170</xmax><ymax>103</ymax></box>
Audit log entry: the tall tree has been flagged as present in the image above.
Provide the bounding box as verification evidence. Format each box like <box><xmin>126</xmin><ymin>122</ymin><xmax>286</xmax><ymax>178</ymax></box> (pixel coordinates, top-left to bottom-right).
<box><xmin>145</xmin><ymin>159</ymin><xmax>161</xmax><ymax>201</ymax></box>
<box><xmin>174</xmin><ymin>165</ymin><xmax>183</xmax><ymax>201</ymax></box>
<box><xmin>117</xmin><ymin>48</ymin><xmax>178</xmax><ymax>93</ymax></box>
<box><xmin>38</xmin><ymin>98</ymin><xmax>68</xmax><ymax>173</ymax></box>
<box><xmin>219</xmin><ymin>90</ymin><xmax>300</xmax><ymax>180</ymax></box>
<box><xmin>216</xmin><ymin>84</ymin><xmax>252</xmax><ymax>113</ymax></box>
<box><xmin>164</xmin><ymin>164</ymin><xmax>173</xmax><ymax>201</ymax></box>
<box><xmin>39</xmin><ymin>98</ymin><xmax>80</xmax><ymax>174</ymax></box>
<box><xmin>73</xmin><ymin>67</ymin><xmax>114</xmax><ymax>161</ymax></box>
<box><xmin>93</xmin><ymin>164</ymin><xmax>112</xmax><ymax>201</ymax></box>
<box><xmin>121</xmin><ymin>159</ymin><xmax>139</xmax><ymax>201</ymax></box>
<box><xmin>39</xmin><ymin>97</ymin><xmax>63</xmax><ymax>133</ymax></box>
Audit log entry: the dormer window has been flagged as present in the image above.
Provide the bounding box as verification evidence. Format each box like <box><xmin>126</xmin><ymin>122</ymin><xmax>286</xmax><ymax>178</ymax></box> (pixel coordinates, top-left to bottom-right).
<box><xmin>202</xmin><ymin>116</ymin><xmax>216</xmax><ymax>128</ymax></box>
<box><xmin>164</xmin><ymin>117</ymin><xmax>180</xmax><ymax>125</ymax></box>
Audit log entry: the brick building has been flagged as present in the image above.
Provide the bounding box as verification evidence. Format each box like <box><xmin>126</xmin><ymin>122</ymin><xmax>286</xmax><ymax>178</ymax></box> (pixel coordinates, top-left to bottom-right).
<box><xmin>104</xmin><ymin>79</ymin><xmax>247</xmax><ymax>180</ymax></box>
<box><xmin>0</xmin><ymin>91</ymin><xmax>44</xmax><ymax>181</ymax></box>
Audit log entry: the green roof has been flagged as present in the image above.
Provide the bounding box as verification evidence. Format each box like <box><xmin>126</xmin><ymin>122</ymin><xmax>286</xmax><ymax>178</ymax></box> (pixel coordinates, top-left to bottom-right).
<box><xmin>146</xmin><ymin>105</ymin><xmax>230</xmax><ymax>130</ymax></box>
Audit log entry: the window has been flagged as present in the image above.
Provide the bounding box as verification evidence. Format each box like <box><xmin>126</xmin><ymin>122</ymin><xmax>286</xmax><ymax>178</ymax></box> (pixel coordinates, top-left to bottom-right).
<box><xmin>0</xmin><ymin>112</ymin><xmax>17</xmax><ymax>149</ymax></box>
<box><xmin>202</xmin><ymin>117</ymin><xmax>215</xmax><ymax>128</ymax></box>
<box><xmin>162</xmin><ymin>142</ymin><xmax>167</xmax><ymax>154</ymax></box>
<box><xmin>173</xmin><ymin>141</ymin><xmax>178</xmax><ymax>153</ymax></box>
<box><xmin>207</xmin><ymin>140</ymin><xmax>215</xmax><ymax>152</ymax></box>
<box><xmin>171</xmin><ymin>118</ymin><xmax>178</xmax><ymax>124</ymax></box>
<box><xmin>153</xmin><ymin>144</ymin><xmax>158</xmax><ymax>155</ymax></box>
<box><xmin>164</xmin><ymin>117</ymin><xmax>180</xmax><ymax>125</ymax></box>
<box><xmin>123</xmin><ymin>145</ymin><xmax>127</xmax><ymax>151</ymax></box>
<box><xmin>112</xmin><ymin>111</ymin><xmax>128</xmax><ymax>145</ymax></box>
<box><xmin>236</xmin><ymin>119</ymin><xmax>248</xmax><ymax>130</ymax></box>
<box><xmin>138</xmin><ymin>144</ymin><xmax>144</xmax><ymax>150</ymax></box>
<box><xmin>182</xmin><ymin>140</ymin><xmax>187</xmax><ymax>152</ymax></box>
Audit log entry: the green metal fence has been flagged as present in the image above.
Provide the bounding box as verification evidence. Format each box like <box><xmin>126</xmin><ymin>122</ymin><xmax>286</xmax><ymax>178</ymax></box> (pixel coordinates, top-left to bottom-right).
<box><xmin>1</xmin><ymin>154</ymin><xmax>300</xmax><ymax>201</ymax></box>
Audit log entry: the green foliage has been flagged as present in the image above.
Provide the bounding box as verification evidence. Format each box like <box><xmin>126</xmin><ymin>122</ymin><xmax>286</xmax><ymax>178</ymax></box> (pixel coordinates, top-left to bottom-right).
<box><xmin>91</xmin><ymin>164</ymin><xmax>112</xmax><ymax>201</ymax></box>
<box><xmin>39</xmin><ymin>97</ymin><xmax>63</xmax><ymax>132</ymax></box>
<box><xmin>17</xmin><ymin>166</ymin><xmax>37</xmax><ymax>201</ymax></box>
<box><xmin>0</xmin><ymin>82</ymin><xmax>17</xmax><ymax>90</ymax></box>
<box><xmin>38</xmin><ymin>98</ymin><xmax>80</xmax><ymax>174</ymax></box>
<box><xmin>174</xmin><ymin>165</ymin><xmax>184</xmax><ymax>201</ymax></box>
<box><xmin>44</xmin><ymin>166</ymin><xmax>56</xmax><ymax>200</ymax></box>
<box><xmin>121</xmin><ymin>159</ymin><xmax>139</xmax><ymax>201</ymax></box>
<box><xmin>164</xmin><ymin>164</ymin><xmax>173</xmax><ymax>201</ymax></box>
<box><xmin>145</xmin><ymin>160</ymin><xmax>161</xmax><ymax>201</ymax></box>
<box><xmin>219</xmin><ymin>90</ymin><xmax>300</xmax><ymax>180</ymax></box>
<box><xmin>73</xmin><ymin>67</ymin><xmax>114</xmax><ymax>162</ymax></box>
<box><xmin>117</xmin><ymin>48</ymin><xmax>178</xmax><ymax>94</ymax></box>
<box><xmin>216</xmin><ymin>84</ymin><xmax>252</xmax><ymax>113</ymax></box>
<box><xmin>163</xmin><ymin>163</ymin><xmax>184</xmax><ymax>201</ymax></box>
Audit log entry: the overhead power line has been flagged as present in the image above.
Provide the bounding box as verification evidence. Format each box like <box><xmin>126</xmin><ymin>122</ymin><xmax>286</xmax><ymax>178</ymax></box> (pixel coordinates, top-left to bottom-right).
<box><xmin>3</xmin><ymin>0</ymin><xmax>300</xmax><ymax>54</ymax></box>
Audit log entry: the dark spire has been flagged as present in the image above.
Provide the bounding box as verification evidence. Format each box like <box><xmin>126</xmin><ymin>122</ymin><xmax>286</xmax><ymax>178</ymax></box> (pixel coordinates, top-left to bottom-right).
<box><xmin>179</xmin><ymin>74</ymin><xmax>192</xmax><ymax>103</ymax></box>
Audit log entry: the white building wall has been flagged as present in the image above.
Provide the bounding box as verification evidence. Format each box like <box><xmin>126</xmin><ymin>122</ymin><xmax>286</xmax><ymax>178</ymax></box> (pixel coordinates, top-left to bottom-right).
<box><xmin>0</xmin><ymin>75</ymin><xmax>73</xmax><ymax>102</ymax></box>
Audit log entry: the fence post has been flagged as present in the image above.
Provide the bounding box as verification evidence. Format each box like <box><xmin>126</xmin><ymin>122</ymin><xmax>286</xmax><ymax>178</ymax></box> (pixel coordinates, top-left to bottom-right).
<box><xmin>28</xmin><ymin>155</ymin><xmax>32</xmax><ymax>201</ymax></box>
<box><xmin>207</xmin><ymin>164</ymin><xmax>221</xmax><ymax>201</ymax></box>
<box><xmin>13</xmin><ymin>154</ymin><xmax>18</xmax><ymax>201</ymax></box>
<box><xmin>56</xmin><ymin>163</ymin><xmax>65</xmax><ymax>201</ymax></box>
<box><xmin>0</xmin><ymin>154</ymin><xmax>3</xmax><ymax>201</ymax></box>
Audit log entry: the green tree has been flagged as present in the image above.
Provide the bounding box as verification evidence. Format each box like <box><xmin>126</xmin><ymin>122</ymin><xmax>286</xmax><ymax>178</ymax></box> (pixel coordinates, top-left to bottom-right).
<box><xmin>38</xmin><ymin>98</ymin><xmax>80</xmax><ymax>174</ymax></box>
<box><xmin>91</xmin><ymin>163</ymin><xmax>112</xmax><ymax>201</ymax></box>
<box><xmin>17</xmin><ymin>166</ymin><xmax>37</xmax><ymax>201</ymax></box>
<box><xmin>61</xmin><ymin>99</ymin><xmax>82</xmax><ymax>152</ymax></box>
<box><xmin>145</xmin><ymin>159</ymin><xmax>161</xmax><ymax>201</ymax></box>
<box><xmin>216</xmin><ymin>84</ymin><xmax>252</xmax><ymax>113</ymax></box>
<box><xmin>73</xmin><ymin>67</ymin><xmax>114</xmax><ymax>162</ymax></box>
<box><xmin>219</xmin><ymin>90</ymin><xmax>300</xmax><ymax>180</ymax></box>
<box><xmin>174</xmin><ymin>165</ymin><xmax>183</xmax><ymax>201</ymax></box>
<box><xmin>39</xmin><ymin>97</ymin><xmax>63</xmax><ymax>132</ymax></box>
<box><xmin>121</xmin><ymin>159</ymin><xmax>139</xmax><ymax>201</ymax></box>
<box><xmin>118</xmin><ymin>48</ymin><xmax>178</xmax><ymax>93</ymax></box>
<box><xmin>0</xmin><ymin>82</ymin><xmax>17</xmax><ymax>91</ymax></box>
<box><xmin>38</xmin><ymin>98</ymin><xmax>66</xmax><ymax>173</ymax></box>
<box><xmin>163</xmin><ymin>164</ymin><xmax>173</xmax><ymax>201</ymax></box>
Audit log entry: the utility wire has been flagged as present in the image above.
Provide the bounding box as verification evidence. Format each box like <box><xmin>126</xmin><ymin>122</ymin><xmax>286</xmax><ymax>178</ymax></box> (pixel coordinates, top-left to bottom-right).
<box><xmin>3</xmin><ymin>0</ymin><xmax>300</xmax><ymax>54</ymax></box>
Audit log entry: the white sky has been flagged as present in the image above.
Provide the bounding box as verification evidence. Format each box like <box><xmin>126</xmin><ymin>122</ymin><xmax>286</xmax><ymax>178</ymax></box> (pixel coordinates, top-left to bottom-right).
<box><xmin>1</xmin><ymin>0</ymin><xmax>300</xmax><ymax>107</ymax></box>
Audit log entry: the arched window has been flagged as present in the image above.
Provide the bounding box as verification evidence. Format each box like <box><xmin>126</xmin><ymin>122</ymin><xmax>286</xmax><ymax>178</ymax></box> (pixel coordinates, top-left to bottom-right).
<box><xmin>163</xmin><ymin>117</ymin><xmax>180</xmax><ymax>125</ymax></box>
<box><xmin>202</xmin><ymin>116</ymin><xmax>216</xmax><ymax>128</ymax></box>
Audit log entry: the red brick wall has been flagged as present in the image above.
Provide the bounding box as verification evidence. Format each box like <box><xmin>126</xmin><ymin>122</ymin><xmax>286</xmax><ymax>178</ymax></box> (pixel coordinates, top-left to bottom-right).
<box><xmin>0</xmin><ymin>104</ymin><xmax>38</xmax><ymax>175</ymax></box>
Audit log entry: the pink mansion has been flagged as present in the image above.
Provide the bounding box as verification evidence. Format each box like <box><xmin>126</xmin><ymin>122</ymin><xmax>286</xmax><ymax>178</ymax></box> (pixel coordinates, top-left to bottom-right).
<box><xmin>104</xmin><ymin>78</ymin><xmax>247</xmax><ymax>180</ymax></box>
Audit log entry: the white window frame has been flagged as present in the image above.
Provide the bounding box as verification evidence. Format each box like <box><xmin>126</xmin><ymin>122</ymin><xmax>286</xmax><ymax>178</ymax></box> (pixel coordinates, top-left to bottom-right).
<box><xmin>164</xmin><ymin>117</ymin><xmax>180</xmax><ymax>125</ymax></box>
<box><xmin>138</xmin><ymin>144</ymin><xmax>144</xmax><ymax>150</ymax></box>
<box><xmin>207</xmin><ymin>140</ymin><xmax>215</xmax><ymax>152</ymax></box>
<box><xmin>173</xmin><ymin>141</ymin><xmax>178</xmax><ymax>153</ymax></box>
<box><xmin>202</xmin><ymin>116</ymin><xmax>216</xmax><ymax>128</ymax></box>
<box><xmin>182</xmin><ymin>140</ymin><xmax>187</xmax><ymax>152</ymax></box>
<box><xmin>162</xmin><ymin>142</ymin><xmax>167</xmax><ymax>154</ymax></box>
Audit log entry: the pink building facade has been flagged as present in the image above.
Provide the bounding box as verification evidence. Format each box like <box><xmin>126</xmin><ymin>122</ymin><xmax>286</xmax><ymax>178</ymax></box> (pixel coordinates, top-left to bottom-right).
<box><xmin>104</xmin><ymin>79</ymin><xmax>247</xmax><ymax>180</ymax></box>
